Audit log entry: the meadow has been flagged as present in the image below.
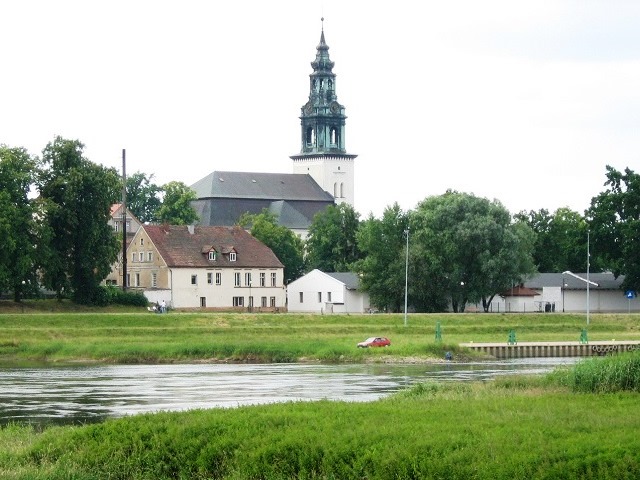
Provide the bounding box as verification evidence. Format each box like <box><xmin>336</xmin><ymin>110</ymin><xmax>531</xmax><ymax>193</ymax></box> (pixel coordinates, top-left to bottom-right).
<box><xmin>1</xmin><ymin>307</ymin><xmax>640</xmax><ymax>364</ymax></box>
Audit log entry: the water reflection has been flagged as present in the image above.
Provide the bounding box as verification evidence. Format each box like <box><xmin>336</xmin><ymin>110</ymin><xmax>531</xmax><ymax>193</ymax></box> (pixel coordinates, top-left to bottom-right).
<box><xmin>0</xmin><ymin>358</ymin><xmax>577</xmax><ymax>427</ymax></box>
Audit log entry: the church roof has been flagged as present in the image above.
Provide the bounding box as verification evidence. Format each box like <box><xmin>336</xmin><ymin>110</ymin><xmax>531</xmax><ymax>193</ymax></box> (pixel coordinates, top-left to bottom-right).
<box><xmin>191</xmin><ymin>171</ymin><xmax>334</xmax><ymax>202</ymax></box>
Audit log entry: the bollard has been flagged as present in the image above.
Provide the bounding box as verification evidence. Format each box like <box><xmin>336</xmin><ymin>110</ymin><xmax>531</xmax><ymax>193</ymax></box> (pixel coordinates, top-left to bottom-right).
<box><xmin>507</xmin><ymin>330</ymin><xmax>517</xmax><ymax>345</ymax></box>
<box><xmin>435</xmin><ymin>321</ymin><xmax>442</xmax><ymax>342</ymax></box>
<box><xmin>580</xmin><ymin>328</ymin><xmax>588</xmax><ymax>345</ymax></box>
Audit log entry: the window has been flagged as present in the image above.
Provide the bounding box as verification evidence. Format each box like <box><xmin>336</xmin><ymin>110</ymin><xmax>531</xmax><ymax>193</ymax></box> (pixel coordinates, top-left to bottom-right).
<box><xmin>270</xmin><ymin>272</ymin><xmax>277</xmax><ymax>287</ymax></box>
<box><xmin>207</xmin><ymin>272</ymin><xmax>213</xmax><ymax>285</ymax></box>
<box><xmin>234</xmin><ymin>272</ymin><xmax>241</xmax><ymax>287</ymax></box>
<box><xmin>299</xmin><ymin>292</ymin><xmax>304</xmax><ymax>303</ymax></box>
<box><xmin>261</xmin><ymin>296</ymin><xmax>267</xmax><ymax>307</ymax></box>
<box><xmin>200</xmin><ymin>297</ymin><xmax>206</xmax><ymax>307</ymax></box>
<box><xmin>126</xmin><ymin>273</ymin><xmax>130</xmax><ymax>286</ymax></box>
<box><xmin>270</xmin><ymin>297</ymin><xmax>276</xmax><ymax>307</ymax></box>
<box><xmin>260</xmin><ymin>272</ymin><xmax>266</xmax><ymax>287</ymax></box>
<box><xmin>147</xmin><ymin>252</ymin><xmax>153</xmax><ymax>262</ymax></box>
<box><xmin>245</xmin><ymin>272</ymin><xmax>252</xmax><ymax>287</ymax></box>
<box><xmin>114</xmin><ymin>223</ymin><xmax>119</xmax><ymax>232</ymax></box>
<box><xmin>140</xmin><ymin>238</ymin><xmax>144</xmax><ymax>246</ymax></box>
<box><xmin>318</xmin><ymin>292</ymin><xmax>322</xmax><ymax>303</ymax></box>
<box><xmin>327</xmin><ymin>292</ymin><xmax>332</xmax><ymax>302</ymax></box>
<box><xmin>135</xmin><ymin>273</ymin><xmax>140</xmax><ymax>287</ymax></box>
<box><xmin>208</xmin><ymin>251</ymin><xmax>216</xmax><ymax>261</ymax></box>
<box><xmin>233</xmin><ymin>296</ymin><xmax>244</xmax><ymax>307</ymax></box>
<box><xmin>131</xmin><ymin>253</ymin><xmax>136</xmax><ymax>263</ymax></box>
<box><xmin>151</xmin><ymin>272</ymin><xmax>157</xmax><ymax>288</ymax></box>
<box><xmin>138</xmin><ymin>252</ymin><xmax>144</xmax><ymax>262</ymax></box>
<box><xmin>216</xmin><ymin>272</ymin><xmax>222</xmax><ymax>285</ymax></box>
<box><xmin>191</xmin><ymin>274</ymin><xmax>197</xmax><ymax>285</ymax></box>
<box><xmin>229</xmin><ymin>252</ymin><xmax>237</xmax><ymax>262</ymax></box>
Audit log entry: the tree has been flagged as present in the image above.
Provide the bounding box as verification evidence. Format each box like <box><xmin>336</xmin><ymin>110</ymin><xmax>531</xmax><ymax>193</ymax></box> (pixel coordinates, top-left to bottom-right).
<box><xmin>37</xmin><ymin>137</ymin><xmax>121</xmax><ymax>304</ymax></box>
<box><xmin>125</xmin><ymin>171</ymin><xmax>162</xmax><ymax>223</ymax></box>
<box><xmin>0</xmin><ymin>145</ymin><xmax>39</xmax><ymax>301</ymax></box>
<box><xmin>587</xmin><ymin>165</ymin><xmax>640</xmax><ymax>291</ymax></box>
<box><xmin>238</xmin><ymin>210</ymin><xmax>305</xmax><ymax>282</ymax></box>
<box><xmin>412</xmin><ymin>191</ymin><xmax>536</xmax><ymax>312</ymax></box>
<box><xmin>305</xmin><ymin>203</ymin><xmax>361</xmax><ymax>272</ymax></box>
<box><xmin>157</xmin><ymin>181</ymin><xmax>198</xmax><ymax>225</ymax></box>
<box><xmin>514</xmin><ymin>207</ymin><xmax>589</xmax><ymax>273</ymax></box>
<box><xmin>354</xmin><ymin>203</ymin><xmax>410</xmax><ymax>312</ymax></box>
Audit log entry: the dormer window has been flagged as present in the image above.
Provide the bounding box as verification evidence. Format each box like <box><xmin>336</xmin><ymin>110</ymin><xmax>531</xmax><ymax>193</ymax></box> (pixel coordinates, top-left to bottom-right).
<box><xmin>208</xmin><ymin>251</ymin><xmax>216</xmax><ymax>261</ymax></box>
<box><xmin>229</xmin><ymin>252</ymin><xmax>237</xmax><ymax>262</ymax></box>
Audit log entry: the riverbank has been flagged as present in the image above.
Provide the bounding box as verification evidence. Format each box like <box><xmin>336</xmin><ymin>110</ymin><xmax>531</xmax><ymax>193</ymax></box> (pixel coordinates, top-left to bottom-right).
<box><xmin>3</xmin><ymin>357</ymin><xmax>640</xmax><ymax>479</ymax></box>
<box><xmin>1</xmin><ymin>311</ymin><xmax>639</xmax><ymax>364</ymax></box>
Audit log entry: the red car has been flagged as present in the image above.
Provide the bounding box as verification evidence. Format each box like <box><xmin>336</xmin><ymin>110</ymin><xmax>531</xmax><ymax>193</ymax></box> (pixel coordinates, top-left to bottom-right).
<box><xmin>357</xmin><ymin>337</ymin><xmax>391</xmax><ymax>348</ymax></box>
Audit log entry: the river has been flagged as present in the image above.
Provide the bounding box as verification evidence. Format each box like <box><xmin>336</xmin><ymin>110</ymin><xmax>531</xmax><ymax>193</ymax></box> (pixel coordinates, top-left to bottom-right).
<box><xmin>0</xmin><ymin>358</ymin><xmax>578</xmax><ymax>426</ymax></box>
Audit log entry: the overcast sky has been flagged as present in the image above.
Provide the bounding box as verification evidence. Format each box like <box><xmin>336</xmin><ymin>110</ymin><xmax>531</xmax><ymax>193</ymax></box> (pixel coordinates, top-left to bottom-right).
<box><xmin>2</xmin><ymin>1</ymin><xmax>639</xmax><ymax>218</ymax></box>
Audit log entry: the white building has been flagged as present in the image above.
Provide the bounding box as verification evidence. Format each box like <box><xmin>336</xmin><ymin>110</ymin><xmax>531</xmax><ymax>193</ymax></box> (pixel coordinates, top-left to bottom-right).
<box><xmin>482</xmin><ymin>272</ymin><xmax>638</xmax><ymax>313</ymax></box>
<box><xmin>287</xmin><ymin>269</ymin><xmax>370</xmax><ymax>314</ymax></box>
<box><xmin>127</xmin><ymin>224</ymin><xmax>285</xmax><ymax>310</ymax></box>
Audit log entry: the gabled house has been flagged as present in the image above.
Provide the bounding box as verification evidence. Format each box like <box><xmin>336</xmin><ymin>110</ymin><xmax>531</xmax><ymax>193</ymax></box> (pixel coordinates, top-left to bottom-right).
<box><xmin>126</xmin><ymin>224</ymin><xmax>285</xmax><ymax>310</ymax></box>
<box><xmin>287</xmin><ymin>269</ymin><xmax>370</xmax><ymax>313</ymax></box>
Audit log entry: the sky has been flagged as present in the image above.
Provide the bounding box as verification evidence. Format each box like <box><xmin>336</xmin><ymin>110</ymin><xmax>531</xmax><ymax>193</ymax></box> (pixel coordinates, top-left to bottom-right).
<box><xmin>2</xmin><ymin>1</ymin><xmax>640</xmax><ymax>219</ymax></box>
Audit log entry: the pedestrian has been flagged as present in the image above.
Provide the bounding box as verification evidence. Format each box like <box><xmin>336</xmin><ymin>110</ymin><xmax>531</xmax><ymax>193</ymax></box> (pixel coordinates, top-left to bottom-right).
<box><xmin>160</xmin><ymin>299</ymin><xmax>166</xmax><ymax>313</ymax></box>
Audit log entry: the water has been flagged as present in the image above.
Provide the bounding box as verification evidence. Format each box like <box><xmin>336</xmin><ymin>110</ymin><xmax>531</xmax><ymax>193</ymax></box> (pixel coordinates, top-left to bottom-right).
<box><xmin>0</xmin><ymin>358</ymin><xmax>578</xmax><ymax>426</ymax></box>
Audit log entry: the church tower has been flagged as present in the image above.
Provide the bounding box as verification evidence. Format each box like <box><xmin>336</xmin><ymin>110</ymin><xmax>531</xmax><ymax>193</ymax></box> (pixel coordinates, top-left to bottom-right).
<box><xmin>291</xmin><ymin>20</ymin><xmax>357</xmax><ymax>207</ymax></box>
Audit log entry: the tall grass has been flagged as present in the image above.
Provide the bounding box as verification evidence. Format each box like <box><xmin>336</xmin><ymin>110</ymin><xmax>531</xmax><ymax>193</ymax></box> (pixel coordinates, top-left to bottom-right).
<box><xmin>3</xmin><ymin>376</ymin><xmax>640</xmax><ymax>479</ymax></box>
<box><xmin>549</xmin><ymin>350</ymin><xmax>640</xmax><ymax>393</ymax></box>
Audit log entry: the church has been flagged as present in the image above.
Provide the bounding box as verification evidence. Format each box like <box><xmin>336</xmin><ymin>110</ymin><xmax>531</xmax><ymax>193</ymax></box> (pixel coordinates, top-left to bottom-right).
<box><xmin>191</xmin><ymin>23</ymin><xmax>356</xmax><ymax>238</ymax></box>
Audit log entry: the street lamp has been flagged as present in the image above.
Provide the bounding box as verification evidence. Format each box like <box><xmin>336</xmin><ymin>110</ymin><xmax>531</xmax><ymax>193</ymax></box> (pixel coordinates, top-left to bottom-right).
<box><xmin>404</xmin><ymin>228</ymin><xmax>409</xmax><ymax>327</ymax></box>
<box><xmin>563</xmin><ymin>269</ymin><xmax>598</xmax><ymax>325</ymax></box>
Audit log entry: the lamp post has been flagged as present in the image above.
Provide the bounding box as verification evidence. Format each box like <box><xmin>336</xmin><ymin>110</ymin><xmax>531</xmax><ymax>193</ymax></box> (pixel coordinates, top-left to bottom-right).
<box><xmin>563</xmin><ymin>269</ymin><xmax>598</xmax><ymax>325</ymax></box>
<box><xmin>404</xmin><ymin>228</ymin><xmax>409</xmax><ymax>327</ymax></box>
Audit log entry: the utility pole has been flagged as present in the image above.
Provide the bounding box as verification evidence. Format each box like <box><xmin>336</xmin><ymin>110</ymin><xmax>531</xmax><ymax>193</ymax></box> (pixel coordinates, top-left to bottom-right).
<box><xmin>122</xmin><ymin>149</ymin><xmax>127</xmax><ymax>291</ymax></box>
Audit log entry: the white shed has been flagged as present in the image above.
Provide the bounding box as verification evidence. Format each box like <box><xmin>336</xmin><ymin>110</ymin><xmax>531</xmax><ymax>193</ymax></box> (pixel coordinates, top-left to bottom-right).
<box><xmin>287</xmin><ymin>269</ymin><xmax>370</xmax><ymax>313</ymax></box>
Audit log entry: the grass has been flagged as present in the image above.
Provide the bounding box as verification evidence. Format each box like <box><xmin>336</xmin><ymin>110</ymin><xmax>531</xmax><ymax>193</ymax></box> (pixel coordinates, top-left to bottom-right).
<box><xmin>1</xmin><ymin>309</ymin><xmax>639</xmax><ymax>364</ymax></box>
<box><xmin>2</xmin><ymin>306</ymin><xmax>640</xmax><ymax>478</ymax></box>
<box><xmin>2</xmin><ymin>354</ymin><xmax>640</xmax><ymax>479</ymax></box>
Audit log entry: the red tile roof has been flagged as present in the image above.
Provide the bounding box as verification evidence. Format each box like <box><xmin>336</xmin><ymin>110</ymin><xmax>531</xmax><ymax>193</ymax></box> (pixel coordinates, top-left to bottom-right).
<box><xmin>143</xmin><ymin>225</ymin><xmax>284</xmax><ymax>269</ymax></box>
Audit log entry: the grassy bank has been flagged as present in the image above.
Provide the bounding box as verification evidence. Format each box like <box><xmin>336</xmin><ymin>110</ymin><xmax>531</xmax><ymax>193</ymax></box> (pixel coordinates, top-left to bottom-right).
<box><xmin>1</xmin><ymin>310</ymin><xmax>639</xmax><ymax>364</ymax></box>
<box><xmin>3</xmin><ymin>353</ymin><xmax>640</xmax><ymax>479</ymax></box>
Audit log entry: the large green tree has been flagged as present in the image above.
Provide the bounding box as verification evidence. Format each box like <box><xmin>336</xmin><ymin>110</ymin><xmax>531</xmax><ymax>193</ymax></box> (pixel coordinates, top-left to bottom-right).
<box><xmin>238</xmin><ymin>210</ymin><xmax>305</xmax><ymax>283</ymax></box>
<box><xmin>126</xmin><ymin>171</ymin><xmax>162</xmax><ymax>223</ymax></box>
<box><xmin>157</xmin><ymin>181</ymin><xmax>198</xmax><ymax>225</ymax></box>
<box><xmin>305</xmin><ymin>203</ymin><xmax>361</xmax><ymax>273</ymax></box>
<box><xmin>37</xmin><ymin>137</ymin><xmax>121</xmax><ymax>304</ymax></box>
<box><xmin>587</xmin><ymin>165</ymin><xmax>640</xmax><ymax>291</ymax></box>
<box><xmin>514</xmin><ymin>207</ymin><xmax>589</xmax><ymax>273</ymax></box>
<box><xmin>412</xmin><ymin>191</ymin><xmax>536</xmax><ymax>312</ymax></box>
<box><xmin>355</xmin><ymin>203</ymin><xmax>410</xmax><ymax>312</ymax></box>
<box><xmin>0</xmin><ymin>145</ymin><xmax>39</xmax><ymax>301</ymax></box>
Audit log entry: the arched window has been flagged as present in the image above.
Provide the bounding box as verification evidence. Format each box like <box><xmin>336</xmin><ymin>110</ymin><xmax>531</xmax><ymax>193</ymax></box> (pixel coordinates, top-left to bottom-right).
<box><xmin>330</xmin><ymin>127</ymin><xmax>337</xmax><ymax>145</ymax></box>
<box><xmin>334</xmin><ymin>182</ymin><xmax>338</xmax><ymax>197</ymax></box>
<box><xmin>306</xmin><ymin>127</ymin><xmax>315</xmax><ymax>145</ymax></box>
<box><xmin>340</xmin><ymin>183</ymin><xmax>344</xmax><ymax>198</ymax></box>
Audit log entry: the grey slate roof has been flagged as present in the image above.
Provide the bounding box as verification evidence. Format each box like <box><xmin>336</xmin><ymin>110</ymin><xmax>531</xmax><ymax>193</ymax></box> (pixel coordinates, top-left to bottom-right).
<box><xmin>523</xmin><ymin>272</ymin><xmax>625</xmax><ymax>291</ymax></box>
<box><xmin>326</xmin><ymin>272</ymin><xmax>361</xmax><ymax>290</ymax></box>
<box><xmin>191</xmin><ymin>171</ymin><xmax>334</xmax><ymax>202</ymax></box>
<box><xmin>190</xmin><ymin>171</ymin><xmax>335</xmax><ymax>230</ymax></box>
